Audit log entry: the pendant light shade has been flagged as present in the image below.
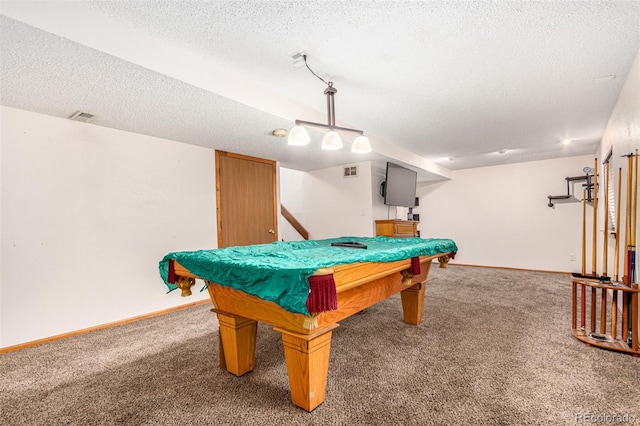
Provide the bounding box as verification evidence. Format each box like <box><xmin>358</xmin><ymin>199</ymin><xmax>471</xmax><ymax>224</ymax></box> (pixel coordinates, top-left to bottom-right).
<box><xmin>287</xmin><ymin>125</ymin><xmax>311</xmax><ymax>146</ymax></box>
<box><xmin>351</xmin><ymin>135</ymin><xmax>372</xmax><ymax>153</ymax></box>
<box><xmin>321</xmin><ymin>131</ymin><xmax>343</xmax><ymax>150</ymax></box>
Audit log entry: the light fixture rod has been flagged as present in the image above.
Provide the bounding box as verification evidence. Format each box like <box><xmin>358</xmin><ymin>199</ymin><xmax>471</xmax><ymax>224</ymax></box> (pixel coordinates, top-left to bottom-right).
<box><xmin>294</xmin><ymin>119</ymin><xmax>363</xmax><ymax>135</ymax></box>
<box><xmin>327</xmin><ymin>91</ymin><xmax>332</xmax><ymax>126</ymax></box>
<box><xmin>325</xmin><ymin>84</ymin><xmax>337</xmax><ymax>127</ymax></box>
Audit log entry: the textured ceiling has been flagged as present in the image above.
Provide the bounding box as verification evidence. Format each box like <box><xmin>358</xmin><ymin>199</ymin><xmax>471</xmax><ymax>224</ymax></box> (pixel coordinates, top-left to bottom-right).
<box><xmin>1</xmin><ymin>1</ymin><xmax>639</xmax><ymax>181</ymax></box>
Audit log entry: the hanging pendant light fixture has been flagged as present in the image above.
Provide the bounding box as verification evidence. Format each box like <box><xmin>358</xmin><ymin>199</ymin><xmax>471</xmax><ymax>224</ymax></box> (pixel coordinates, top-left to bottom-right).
<box><xmin>287</xmin><ymin>125</ymin><xmax>310</xmax><ymax>146</ymax></box>
<box><xmin>321</xmin><ymin>131</ymin><xmax>343</xmax><ymax>150</ymax></box>
<box><xmin>288</xmin><ymin>55</ymin><xmax>372</xmax><ymax>153</ymax></box>
<box><xmin>351</xmin><ymin>135</ymin><xmax>372</xmax><ymax>153</ymax></box>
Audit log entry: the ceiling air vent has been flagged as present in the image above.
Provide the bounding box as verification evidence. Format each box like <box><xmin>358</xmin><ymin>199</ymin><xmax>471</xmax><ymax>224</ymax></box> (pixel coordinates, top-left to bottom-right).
<box><xmin>69</xmin><ymin>111</ymin><xmax>96</xmax><ymax>123</ymax></box>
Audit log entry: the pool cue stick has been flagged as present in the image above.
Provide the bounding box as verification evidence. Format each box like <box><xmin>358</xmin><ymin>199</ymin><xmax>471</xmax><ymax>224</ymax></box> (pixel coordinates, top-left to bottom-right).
<box><xmin>603</xmin><ymin>161</ymin><xmax>609</xmax><ymax>276</ymax></box>
<box><xmin>581</xmin><ymin>189</ymin><xmax>587</xmax><ymax>328</ymax></box>
<box><xmin>600</xmin><ymin>161</ymin><xmax>609</xmax><ymax>334</ymax></box>
<box><xmin>623</xmin><ymin>154</ymin><xmax>633</xmax><ymax>343</ymax></box>
<box><xmin>611</xmin><ymin>168</ymin><xmax>623</xmax><ymax>338</ymax></box>
<box><xmin>590</xmin><ymin>160</ymin><xmax>599</xmax><ymax>330</ymax></box>
<box><xmin>592</xmin><ymin>158</ymin><xmax>598</xmax><ymax>276</ymax></box>
<box><xmin>582</xmin><ymin>188</ymin><xmax>587</xmax><ymax>276</ymax></box>
<box><xmin>625</xmin><ymin>154</ymin><xmax>633</xmax><ymax>285</ymax></box>
<box><xmin>631</xmin><ymin>152</ymin><xmax>638</xmax><ymax>345</ymax></box>
<box><xmin>632</xmin><ymin>151</ymin><xmax>638</xmax><ymax>283</ymax></box>
<box><xmin>632</xmin><ymin>283</ymin><xmax>639</xmax><ymax>352</ymax></box>
<box><xmin>615</xmin><ymin>167</ymin><xmax>622</xmax><ymax>282</ymax></box>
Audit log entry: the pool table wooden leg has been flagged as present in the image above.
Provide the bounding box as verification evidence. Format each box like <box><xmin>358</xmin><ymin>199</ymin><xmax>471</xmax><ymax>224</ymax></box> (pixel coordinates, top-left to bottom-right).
<box><xmin>274</xmin><ymin>324</ymin><xmax>339</xmax><ymax>412</ymax></box>
<box><xmin>400</xmin><ymin>282</ymin><xmax>426</xmax><ymax>325</ymax></box>
<box><xmin>215</xmin><ymin>311</ymin><xmax>257</xmax><ymax>376</ymax></box>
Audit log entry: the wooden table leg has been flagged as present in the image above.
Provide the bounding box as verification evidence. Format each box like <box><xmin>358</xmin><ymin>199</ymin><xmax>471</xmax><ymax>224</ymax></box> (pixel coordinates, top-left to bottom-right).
<box><xmin>214</xmin><ymin>311</ymin><xmax>257</xmax><ymax>376</ymax></box>
<box><xmin>274</xmin><ymin>324</ymin><xmax>339</xmax><ymax>412</ymax></box>
<box><xmin>400</xmin><ymin>282</ymin><xmax>426</xmax><ymax>325</ymax></box>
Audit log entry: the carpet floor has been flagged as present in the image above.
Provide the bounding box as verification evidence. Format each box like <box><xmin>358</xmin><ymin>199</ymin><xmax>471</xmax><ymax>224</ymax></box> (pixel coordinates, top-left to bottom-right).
<box><xmin>1</xmin><ymin>265</ymin><xmax>639</xmax><ymax>425</ymax></box>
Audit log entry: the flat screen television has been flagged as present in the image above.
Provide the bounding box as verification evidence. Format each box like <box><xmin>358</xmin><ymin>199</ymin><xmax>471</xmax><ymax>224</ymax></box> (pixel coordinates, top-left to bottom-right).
<box><xmin>382</xmin><ymin>162</ymin><xmax>417</xmax><ymax>207</ymax></box>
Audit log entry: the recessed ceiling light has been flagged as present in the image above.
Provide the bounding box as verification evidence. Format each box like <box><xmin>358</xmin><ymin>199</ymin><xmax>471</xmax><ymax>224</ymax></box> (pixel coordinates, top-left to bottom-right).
<box><xmin>434</xmin><ymin>156</ymin><xmax>453</xmax><ymax>163</ymax></box>
<box><xmin>497</xmin><ymin>149</ymin><xmax>507</xmax><ymax>154</ymax></box>
<box><xmin>595</xmin><ymin>75</ymin><xmax>616</xmax><ymax>83</ymax></box>
<box><xmin>561</xmin><ymin>138</ymin><xmax>573</xmax><ymax>146</ymax></box>
<box><xmin>272</xmin><ymin>128</ymin><xmax>288</xmax><ymax>137</ymax></box>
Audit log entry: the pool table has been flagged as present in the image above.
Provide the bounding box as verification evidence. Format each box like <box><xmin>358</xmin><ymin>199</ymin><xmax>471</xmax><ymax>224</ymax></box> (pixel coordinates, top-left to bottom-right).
<box><xmin>170</xmin><ymin>251</ymin><xmax>451</xmax><ymax>411</ymax></box>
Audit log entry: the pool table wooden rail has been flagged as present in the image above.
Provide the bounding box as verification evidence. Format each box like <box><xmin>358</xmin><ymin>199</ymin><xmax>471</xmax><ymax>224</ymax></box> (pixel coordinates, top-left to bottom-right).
<box><xmin>172</xmin><ymin>254</ymin><xmax>439</xmax><ymax>332</ymax></box>
<box><xmin>171</xmin><ymin>252</ymin><xmax>448</xmax><ymax>411</ymax></box>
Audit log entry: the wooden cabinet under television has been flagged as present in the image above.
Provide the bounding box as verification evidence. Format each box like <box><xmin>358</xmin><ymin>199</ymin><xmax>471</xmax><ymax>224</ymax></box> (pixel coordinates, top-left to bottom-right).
<box><xmin>375</xmin><ymin>220</ymin><xmax>419</xmax><ymax>238</ymax></box>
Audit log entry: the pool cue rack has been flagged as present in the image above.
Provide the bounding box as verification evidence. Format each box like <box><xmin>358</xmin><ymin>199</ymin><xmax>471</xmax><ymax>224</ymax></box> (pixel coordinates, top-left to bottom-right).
<box><xmin>570</xmin><ymin>152</ymin><xmax>639</xmax><ymax>357</ymax></box>
<box><xmin>571</xmin><ymin>280</ymin><xmax>639</xmax><ymax>356</ymax></box>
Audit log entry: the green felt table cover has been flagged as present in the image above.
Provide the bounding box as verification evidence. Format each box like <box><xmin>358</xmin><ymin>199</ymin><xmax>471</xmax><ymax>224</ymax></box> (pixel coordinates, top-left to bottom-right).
<box><xmin>159</xmin><ymin>236</ymin><xmax>457</xmax><ymax>315</ymax></box>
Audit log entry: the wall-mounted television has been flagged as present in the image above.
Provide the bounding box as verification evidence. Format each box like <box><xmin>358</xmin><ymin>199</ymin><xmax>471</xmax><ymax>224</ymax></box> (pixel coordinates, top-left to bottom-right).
<box><xmin>381</xmin><ymin>162</ymin><xmax>417</xmax><ymax>208</ymax></box>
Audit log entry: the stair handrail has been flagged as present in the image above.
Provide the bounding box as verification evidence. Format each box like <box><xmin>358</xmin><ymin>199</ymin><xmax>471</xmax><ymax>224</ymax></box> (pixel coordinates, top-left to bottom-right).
<box><xmin>281</xmin><ymin>205</ymin><xmax>309</xmax><ymax>240</ymax></box>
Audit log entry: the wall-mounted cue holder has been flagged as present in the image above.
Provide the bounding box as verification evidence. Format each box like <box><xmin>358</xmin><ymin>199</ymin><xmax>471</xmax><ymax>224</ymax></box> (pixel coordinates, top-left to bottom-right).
<box><xmin>547</xmin><ymin>169</ymin><xmax>594</xmax><ymax>208</ymax></box>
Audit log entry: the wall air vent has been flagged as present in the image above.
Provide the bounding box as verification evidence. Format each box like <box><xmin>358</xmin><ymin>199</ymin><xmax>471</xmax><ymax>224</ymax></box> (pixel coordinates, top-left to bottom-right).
<box><xmin>343</xmin><ymin>165</ymin><xmax>358</xmax><ymax>178</ymax></box>
<box><xmin>69</xmin><ymin>111</ymin><xmax>95</xmax><ymax>123</ymax></box>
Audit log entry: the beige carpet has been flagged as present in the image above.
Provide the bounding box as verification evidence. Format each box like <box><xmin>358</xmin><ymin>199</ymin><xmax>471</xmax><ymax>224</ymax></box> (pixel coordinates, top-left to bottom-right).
<box><xmin>1</xmin><ymin>265</ymin><xmax>639</xmax><ymax>425</ymax></box>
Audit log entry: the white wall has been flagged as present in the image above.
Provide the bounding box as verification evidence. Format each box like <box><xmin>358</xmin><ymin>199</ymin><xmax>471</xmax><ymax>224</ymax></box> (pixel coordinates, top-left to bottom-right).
<box><xmin>371</xmin><ymin>164</ymin><xmax>388</xmax><ymax>223</ymax></box>
<box><xmin>280</xmin><ymin>162</ymin><xmax>375</xmax><ymax>240</ymax></box>
<box><xmin>279</xmin><ymin>167</ymin><xmax>305</xmax><ymax>242</ymax></box>
<box><xmin>597</xmin><ymin>49</ymin><xmax>640</xmax><ymax>282</ymax></box>
<box><xmin>279</xmin><ymin>161</ymin><xmax>415</xmax><ymax>242</ymax></box>
<box><xmin>1</xmin><ymin>107</ymin><xmax>215</xmax><ymax>348</ymax></box>
<box><xmin>420</xmin><ymin>155</ymin><xmax>594</xmax><ymax>272</ymax></box>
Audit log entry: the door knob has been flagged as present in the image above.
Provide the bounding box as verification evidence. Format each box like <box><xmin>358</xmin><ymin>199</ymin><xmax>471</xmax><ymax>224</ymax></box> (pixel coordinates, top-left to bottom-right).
<box><xmin>268</xmin><ymin>229</ymin><xmax>275</xmax><ymax>234</ymax></box>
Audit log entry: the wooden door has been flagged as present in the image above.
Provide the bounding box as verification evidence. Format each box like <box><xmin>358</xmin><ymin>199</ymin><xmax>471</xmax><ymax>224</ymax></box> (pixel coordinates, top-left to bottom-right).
<box><xmin>216</xmin><ymin>151</ymin><xmax>278</xmax><ymax>247</ymax></box>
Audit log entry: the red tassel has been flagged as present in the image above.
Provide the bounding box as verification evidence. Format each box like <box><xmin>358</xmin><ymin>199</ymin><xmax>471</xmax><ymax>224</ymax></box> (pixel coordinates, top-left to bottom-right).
<box><xmin>410</xmin><ymin>256</ymin><xmax>421</xmax><ymax>275</ymax></box>
<box><xmin>168</xmin><ymin>260</ymin><xmax>176</xmax><ymax>284</ymax></box>
<box><xmin>306</xmin><ymin>274</ymin><xmax>338</xmax><ymax>314</ymax></box>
